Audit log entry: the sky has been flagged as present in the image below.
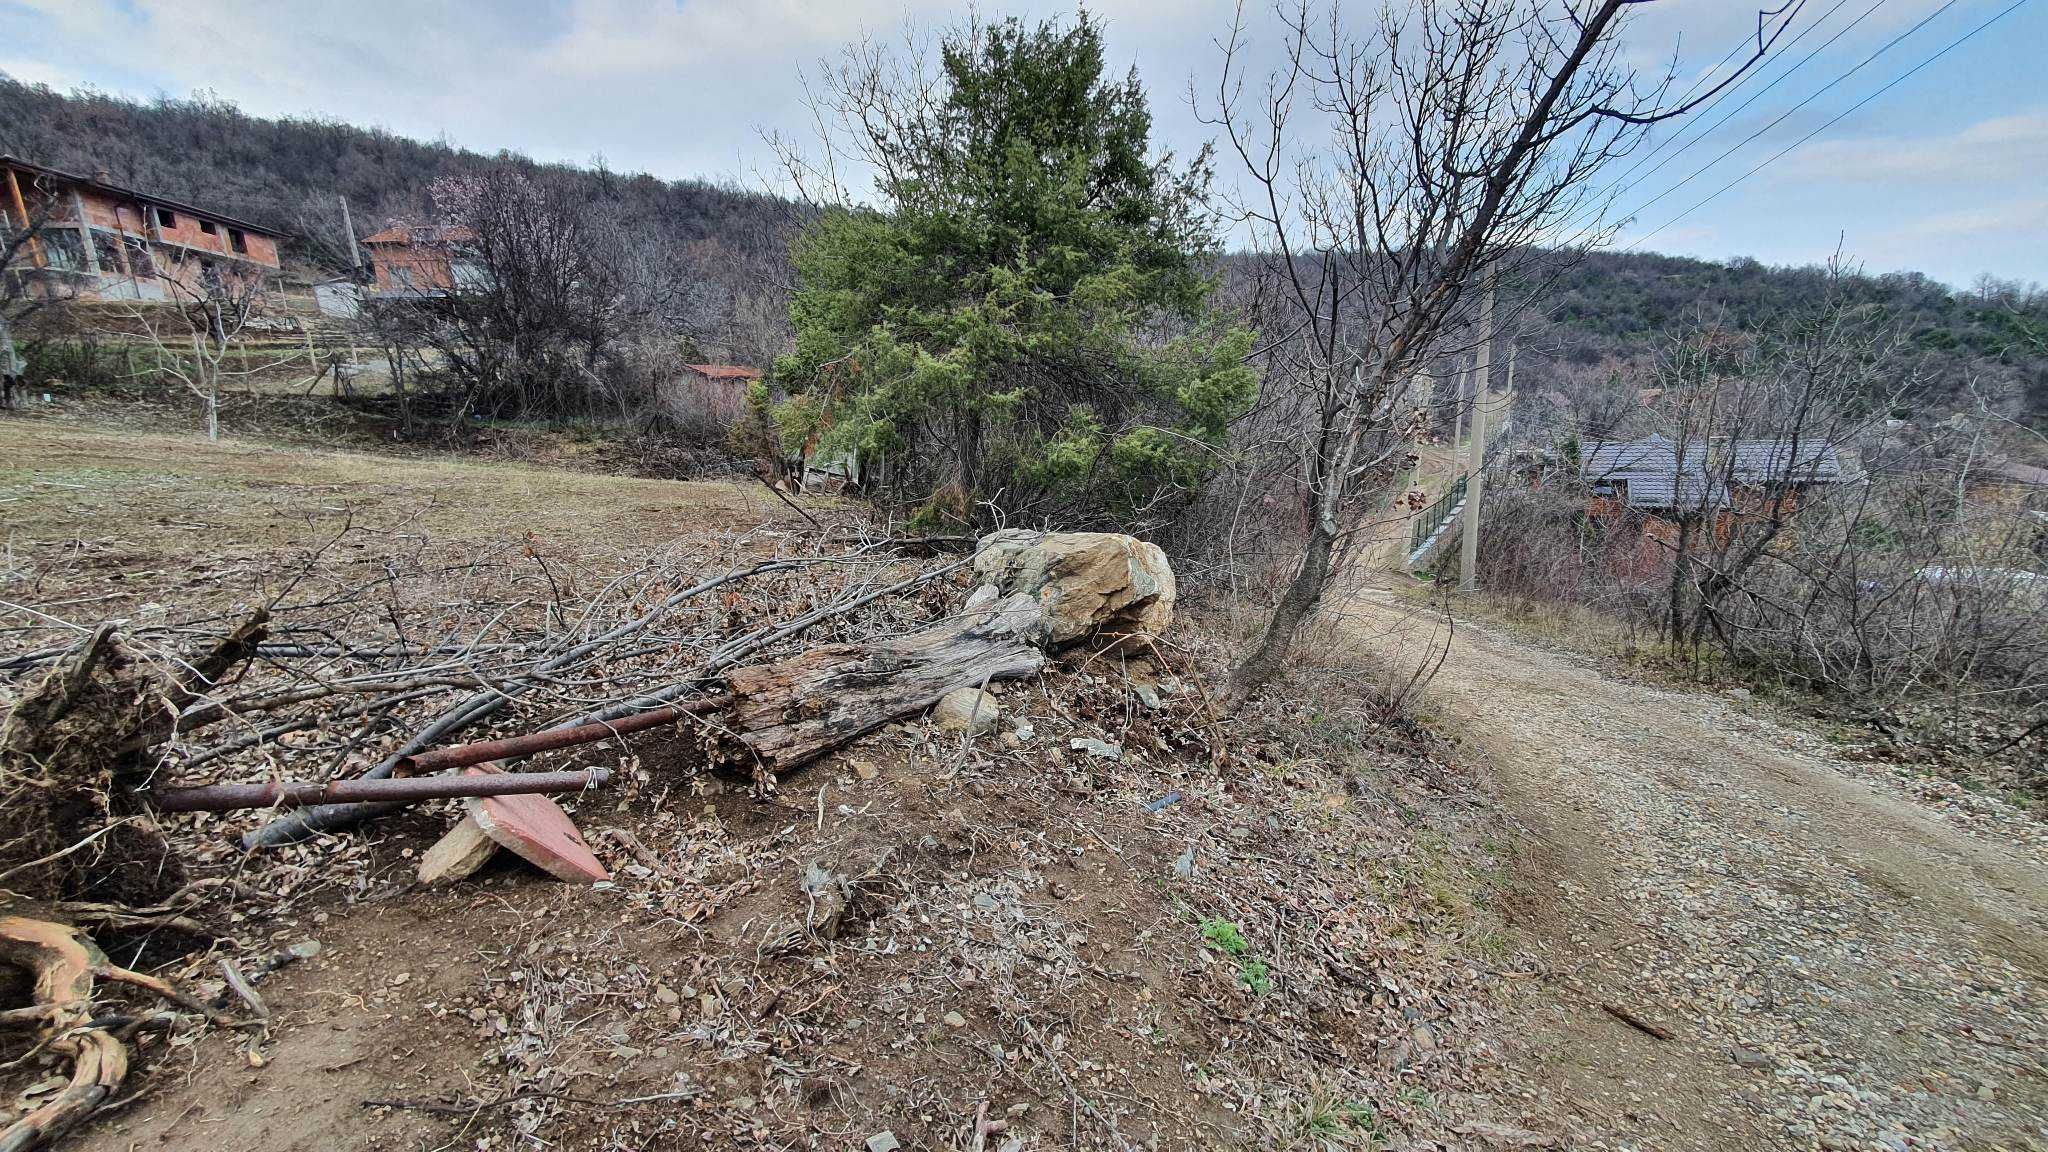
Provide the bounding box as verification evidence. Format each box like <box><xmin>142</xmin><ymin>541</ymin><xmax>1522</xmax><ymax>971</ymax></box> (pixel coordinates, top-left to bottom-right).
<box><xmin>1</xmin><ymin>0</ymin><xmax>2043</xmax><ymax>289</ymax></box>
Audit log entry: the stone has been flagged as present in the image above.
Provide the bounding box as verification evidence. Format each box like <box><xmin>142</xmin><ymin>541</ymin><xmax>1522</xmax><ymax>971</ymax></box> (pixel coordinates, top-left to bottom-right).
<box><xmin>1070</xmin><ymin>737</ymin><xmax>1122</xmax><ymax>760</ymax></box>
<box><xmin>417</xmin><ymin>811</ymin><xmax>500</xmax><ymax>886</ymax></box>
<box><xmin>972</xmin><ymin>529</ymin><xmax>1175</xmax><ymax>648</ymax></box>
<box><xmin>943</xmin><ymin>1010</ymin><xmax>967</xmax><ymax>1028</ymax></box>
<box><xmin>933</xmin><ymin>687</ymin><xmax>1000</xmax><ymax>734</ymax></box>
<box><xmin>1731</xmin><ymin>1046</ymin><xmax>1771</xmax><ymax>1069</ymax></box>
<box><xmin>866</xmin><ymin>1132</ymin><xmax>902</xmax><ymax>1152</ymax></box>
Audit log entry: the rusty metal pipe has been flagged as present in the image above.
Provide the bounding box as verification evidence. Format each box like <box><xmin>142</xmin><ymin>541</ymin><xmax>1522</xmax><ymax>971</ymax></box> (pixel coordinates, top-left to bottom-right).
<box><xmin>395</xmin><ymin>696</ymin><xmax>727</xmax><ymax>775</ymax></box>
<box><xmin>154</xmin><ymin>768</ymin><xmax>611</xmax><ymax>813</ymax></box>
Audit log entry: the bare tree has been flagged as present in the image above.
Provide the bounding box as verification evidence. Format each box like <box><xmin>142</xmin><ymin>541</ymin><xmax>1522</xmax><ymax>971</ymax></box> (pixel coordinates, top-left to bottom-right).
<box><xmin>1204</xmin><ymin>0</ymin><xmax>1797</xmax><ymax>705</ymax></box>
<box><xmin>123</xmin><ymin>264</ymin><xmax>301</xmax><ymax>441</ymax></box>
<box><xmin>416</xmin><ymin>170</ymin><xmax>684</xmax><ymax>430</ymax></box>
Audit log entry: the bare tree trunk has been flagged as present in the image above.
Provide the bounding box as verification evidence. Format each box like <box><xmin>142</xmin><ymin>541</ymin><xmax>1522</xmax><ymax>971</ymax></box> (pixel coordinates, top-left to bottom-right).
<box><xmin>1227</xmin><ymin>519</ymin><xmax>1336</xmax><ymax>705</ymax></box>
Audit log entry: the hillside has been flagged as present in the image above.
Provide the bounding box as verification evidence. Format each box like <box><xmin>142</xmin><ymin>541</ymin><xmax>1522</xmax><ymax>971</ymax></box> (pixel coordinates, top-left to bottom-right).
<box><xmin>0</xmin><ymin>75</ymin><xmax>800</xmax><ymax>365</ymax></box>
<box><xmin>1525</xmin><ymin>250</ymin><xmax>2048</xmax><ymax>425</ymax></box>
<box><xmin>4</xmin><ymin>75</ymin><xmax>2043</xmax><ymax>425</ymax></box>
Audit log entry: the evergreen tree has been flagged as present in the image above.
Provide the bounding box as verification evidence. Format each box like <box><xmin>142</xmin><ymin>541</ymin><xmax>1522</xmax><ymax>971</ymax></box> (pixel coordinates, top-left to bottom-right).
<box><xmin>775</xmin><ymin>14</ymin><xmax>1256</xmax><ymax>528</ymax></box>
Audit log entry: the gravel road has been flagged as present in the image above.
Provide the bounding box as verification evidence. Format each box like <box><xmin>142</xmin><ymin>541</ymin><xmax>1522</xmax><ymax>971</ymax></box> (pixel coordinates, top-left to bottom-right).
<box><xmin>1350</xmin><ymin>591</ymin><xmax>2047</xmax><ymax>1151</ymax></box>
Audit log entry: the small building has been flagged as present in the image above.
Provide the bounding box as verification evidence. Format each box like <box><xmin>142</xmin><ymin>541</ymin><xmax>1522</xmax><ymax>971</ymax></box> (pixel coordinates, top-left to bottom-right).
<box><xmin>1578</xmin><ymin>433</ymin><xmax>1847</xmax><ymax>582</ymax></box>
<box><xmin>1580</xmin><ymin>433</ymin><xmax>1843</xmax><ymax>515</ymax></box>
<box><xmin>656</xmin><ymin>363</ymin><xmax>761</xmax><ymax>431</ymax></box>
<box><xmin>360</xmin><ymin>224</ymin><xmax>485</xmax><ymax>298</ymax></box>
<box><xmin>1</xmin><ymin>155</ymin><xmax>285</xmax><ymax>302</ymax></box>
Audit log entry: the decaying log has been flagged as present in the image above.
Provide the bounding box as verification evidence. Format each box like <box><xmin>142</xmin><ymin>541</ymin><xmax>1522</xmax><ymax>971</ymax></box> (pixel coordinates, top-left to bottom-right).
<box><xmin>245</xmin><ymin>551</ymin><xmax>975</xmax><ymax>849</ymax></box>
<box><xmin>724</xmin><ymin>593</ymin><xmax>1045</xmax><ymax>771</ymax></box>
<box><xmin>0</xmin><ymin>917</ymin><xmax>127</xmax><ymax>1152</ymax></box>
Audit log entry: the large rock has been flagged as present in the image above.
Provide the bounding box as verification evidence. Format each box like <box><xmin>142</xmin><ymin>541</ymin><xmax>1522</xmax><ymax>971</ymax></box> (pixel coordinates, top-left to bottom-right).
<box><xmin>971</xmin><ymin>530</ymin><xmax>1174</xmax><ymax>648</ymax></box>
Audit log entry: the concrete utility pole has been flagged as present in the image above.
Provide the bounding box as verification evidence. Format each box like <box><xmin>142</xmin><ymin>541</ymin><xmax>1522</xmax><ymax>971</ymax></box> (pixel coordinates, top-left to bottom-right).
<box><xmin>338</xmin><ymin>194</ymin><xmax>361</xmax><ymax>271</ymax></box>
<box><xmin>1451</xmin><ymin>356</ymin><xmax>1469</xmax><ymax>447</ymax></box>
<box><xmin>1459</xmin><ymin>274</ymin><xmax>1496</xmax><ymax>592</ymax></box>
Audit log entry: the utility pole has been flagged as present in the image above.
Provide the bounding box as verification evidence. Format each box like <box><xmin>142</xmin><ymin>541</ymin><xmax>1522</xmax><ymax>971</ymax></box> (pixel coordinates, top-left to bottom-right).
<box><xmin>1451</xmin><ymin>356</ymin><xmax>1469</xmax><ymax>447</ymax></box>
<box><xmin>338</xmin><ymin>194</ymin><xmax>361</xmax><ymax>271</ymax></box>
<box><xmin>1459</xmin><ymin>274</ymin><xmax>1496</xmax><ymax>592</ymax></box>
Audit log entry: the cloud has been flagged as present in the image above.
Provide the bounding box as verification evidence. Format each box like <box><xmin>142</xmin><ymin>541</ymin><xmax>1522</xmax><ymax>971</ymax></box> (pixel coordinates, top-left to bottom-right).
<box><xmin>536</xmin><ymin>0</ymin><xmax>948</xmax><ymax>77</ymax></box>
<box><xmin>1893</xmin><ymin>196</ymin><xmax>2048</xmax><ymax>242</ymax></box>
<box><xmin>1778</xmin><ymin>109</ymin><xmax>2048</xmax><ymax>185</ymax></box>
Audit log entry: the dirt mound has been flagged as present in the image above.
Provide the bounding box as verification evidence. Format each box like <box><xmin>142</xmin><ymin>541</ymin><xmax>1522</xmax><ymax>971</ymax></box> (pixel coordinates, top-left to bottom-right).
<box><xmin>64</xmin><ymin>638</ymin><xmax>1524</xmax><ymax>1151</ymax></box>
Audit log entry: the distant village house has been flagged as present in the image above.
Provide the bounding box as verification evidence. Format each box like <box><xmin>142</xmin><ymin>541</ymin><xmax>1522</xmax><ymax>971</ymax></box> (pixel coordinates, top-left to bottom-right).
<box><xmin>1578</xmin><ymin>432</ymin><xmax>1847</xmax><ymax>579</ymax></box>
<box><xmin>359</xmin><ymin>224</ymin><xmax>487</xmax><ymax>298</ymax></box>
<box><xmin>660</xmin><ymin>362</ymin><xmax>761</xmax><ymax>429</ymax></box>
<box><xmin>1</xmin><ymin>155</ymin><xmax>285</xmax><ymax>302</ymax></box>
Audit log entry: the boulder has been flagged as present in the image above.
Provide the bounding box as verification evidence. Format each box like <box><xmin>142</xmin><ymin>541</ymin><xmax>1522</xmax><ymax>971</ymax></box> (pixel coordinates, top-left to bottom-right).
<box><xmin>933</xmin><ymin>687</ymin><xmax>1000</xmax><ymax>734</ymax></box>
<box><xmin>971</xmin><ymin>529</ymin><xmax>1174</xmax><ymax>648</ymax></box>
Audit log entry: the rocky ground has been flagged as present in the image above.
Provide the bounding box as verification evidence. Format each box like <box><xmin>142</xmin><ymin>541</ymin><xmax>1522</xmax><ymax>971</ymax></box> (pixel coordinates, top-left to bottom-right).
<box><xmin>2</xmin><ymin>415</ymin><xmax>1537</xmax><ymax>1152</ymax></box>
<box><xmin>1349</xmin><ymin>587</ymin><xmax>2048</xmax><ymax>1152</ymax></box>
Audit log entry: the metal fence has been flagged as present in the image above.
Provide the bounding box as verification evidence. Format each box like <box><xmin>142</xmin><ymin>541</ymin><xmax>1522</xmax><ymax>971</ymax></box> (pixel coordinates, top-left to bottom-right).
<box><xmin>1408</xmin><ymin>474</ymin><xmax>1468</xmax><ymax>555</ymax></box>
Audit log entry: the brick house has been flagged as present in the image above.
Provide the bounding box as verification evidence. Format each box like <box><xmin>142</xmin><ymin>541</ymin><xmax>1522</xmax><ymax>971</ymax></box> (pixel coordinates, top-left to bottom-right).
<box><xmin>1</xmin><ymin>155</ymin><xmax>284</xmax><ymax>302</ymax></box>
<box><xmin>360</xmin><ymin>224</ymin><xmax>486</xmax><ymax>298</ymax></box>
<box><xmin>1579</xmin><ymin>433</ymin><xmax>1846</xmax><ymax>580</ymax></box>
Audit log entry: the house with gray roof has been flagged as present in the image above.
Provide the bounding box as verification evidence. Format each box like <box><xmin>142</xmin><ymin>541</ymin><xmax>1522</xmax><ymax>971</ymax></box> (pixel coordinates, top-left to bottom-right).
<box><xmin>1579</xmin><ymin>433</ymin><xmax>1844</xmax><ymax>514</ymax></box>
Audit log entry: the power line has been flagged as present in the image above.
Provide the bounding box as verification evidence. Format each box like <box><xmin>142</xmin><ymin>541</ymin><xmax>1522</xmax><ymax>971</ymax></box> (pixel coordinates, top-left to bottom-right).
<box><xmin>1630</xmin><ymin>0</ymin><xmax>2031</xmax><ymax>250</ymax></box>
<box><xmin>1539</xmin><ymin>0</ymin><xmax>1888</xmax><ymax>259</ymax></box>
<box><xmin>1581</xmin><ymin>0</ymin><xmax>1864</xmax><ymax>216</ymax></box>
<box><xmin>1612</xmin><ymin>0</ymin><xmax>1959</xmax><ymax>232</ymax></box>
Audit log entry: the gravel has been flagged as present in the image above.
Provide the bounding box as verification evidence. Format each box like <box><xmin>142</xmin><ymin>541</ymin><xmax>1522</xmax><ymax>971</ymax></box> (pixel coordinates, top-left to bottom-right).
<box><xmin>1355</xmin><ymin>594</ymin><xmax>2048</xmax><ymax>1150</ymax></box>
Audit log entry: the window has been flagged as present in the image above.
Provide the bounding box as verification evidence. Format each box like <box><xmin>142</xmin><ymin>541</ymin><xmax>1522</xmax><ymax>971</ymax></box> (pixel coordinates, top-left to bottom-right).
<box><xmin>154</xmin><ymin>208</ymin><xmax>176</xmax><ymax>229</ymax></box>
<box><xmin>123</xmin><ymin>236</ymin><xmax>155</xmax><ymax>278</ymax></box>
<box><xmin>41</xmin><ymin>228</ymin><xmax>87</xmax><ymax>272</ymax></box>
<box><xmin>228</xmin><ymin>228</ymin><xmax>247</xmax><ymax>254</ymax></box>
<box><xmin>199</xmin><ymin>220</ymin><xmax>218</xmax><ymax>236</ymax></box>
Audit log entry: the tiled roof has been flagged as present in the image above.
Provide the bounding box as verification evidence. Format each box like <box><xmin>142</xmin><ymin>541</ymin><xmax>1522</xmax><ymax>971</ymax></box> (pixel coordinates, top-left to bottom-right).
<box><xmin>362</xmin><ymin>224</ymin><xmax>477</xmax><ymax>245</ymax></box>
<box><xmin>683</xmin><ymin>364</ymin><xmax>763</xmax><ymax>381</ymax></box>
<box><xmin>1579</xmin><ymin>434</ymin><xmax>1841</xmax><ymax>511</ymax></box>
<box><xmin>1</xmin><ymin>154</ymin><xmax>287</xmax><ymax>238</ymax></box>
<box><xmin>1622</xmin><ymin>471</ymin><xmax>1727</xmax><ymax>510</ymax></box>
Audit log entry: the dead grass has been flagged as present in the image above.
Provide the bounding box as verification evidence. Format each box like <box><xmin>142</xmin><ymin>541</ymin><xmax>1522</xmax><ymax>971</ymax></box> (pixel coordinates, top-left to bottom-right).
<box><xmin>0</xmin><ymin>412</ymin><xmax>1538</xmax><ymax>1151</ymax></box>
<box><xmin>0</xmin><ymin>413</ymin><xmax>803</xmax><ymax>560</ymax></box>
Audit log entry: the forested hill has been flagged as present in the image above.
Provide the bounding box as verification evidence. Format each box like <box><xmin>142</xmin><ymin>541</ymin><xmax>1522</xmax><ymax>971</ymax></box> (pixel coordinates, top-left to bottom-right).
<box><xmin>1533</xmin><ymin>251</ymin><xmax>2046</xmax><ymax>422</ymax></box>
<box><xmin>3</xmin><ymin>75</ymin><xmax>2042</xmax><ymax>424</ymax></box>
<box><xmin>0</xmin><ymin>75</ymin><xmax>799</xmax><ymax>362</ymax></box>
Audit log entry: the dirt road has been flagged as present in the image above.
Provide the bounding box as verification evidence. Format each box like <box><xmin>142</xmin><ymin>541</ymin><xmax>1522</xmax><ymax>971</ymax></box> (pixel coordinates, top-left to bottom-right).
<box><xmin>1350</xmin><ymin>591</ymin><xmax>2048</xmax><ymax>1151</ymax></box>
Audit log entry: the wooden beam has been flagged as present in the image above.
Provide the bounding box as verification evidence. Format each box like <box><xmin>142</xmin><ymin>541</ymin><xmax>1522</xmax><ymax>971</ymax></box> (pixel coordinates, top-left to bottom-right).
<box><xmin>5</xmin><ymin>167</ymin><xmax>46</xmax><ymax>269</ymax></box>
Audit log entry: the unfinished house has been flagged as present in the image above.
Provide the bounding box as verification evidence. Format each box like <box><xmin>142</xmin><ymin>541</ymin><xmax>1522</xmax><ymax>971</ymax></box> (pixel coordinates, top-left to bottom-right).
<box><xmin>360</xmin><ymin>225</ymin><xmax>486</xmax><ymax>298</ymax></box>
<box><xmin>1</xmin><ymin>155</ymin><xmax>285</xmax><ymax>302</ymax></box>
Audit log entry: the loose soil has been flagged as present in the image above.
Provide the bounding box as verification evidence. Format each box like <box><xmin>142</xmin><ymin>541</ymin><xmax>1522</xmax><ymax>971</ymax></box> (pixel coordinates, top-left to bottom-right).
<box><xmin>1347</xmin><ymin>587</ymin><xmax>2048</xmax><ymax>1151</ymax></box>
<box><xmin>9</xmin><ymin>408</ymin><xmax>2042</xmax><ymax>1151</ymax></box>
<box><xmin>3</xmin><ymin>412</ymin><xmax>1533</xmax><ymax>1152</ymax></box>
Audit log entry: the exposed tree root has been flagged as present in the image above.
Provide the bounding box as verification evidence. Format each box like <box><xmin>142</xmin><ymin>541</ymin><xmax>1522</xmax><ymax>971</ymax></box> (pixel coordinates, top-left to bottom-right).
<box><xmin>0</xmin><ymin>913</ymin><xmax>232</xmax><ymax>1152</ymax></box>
